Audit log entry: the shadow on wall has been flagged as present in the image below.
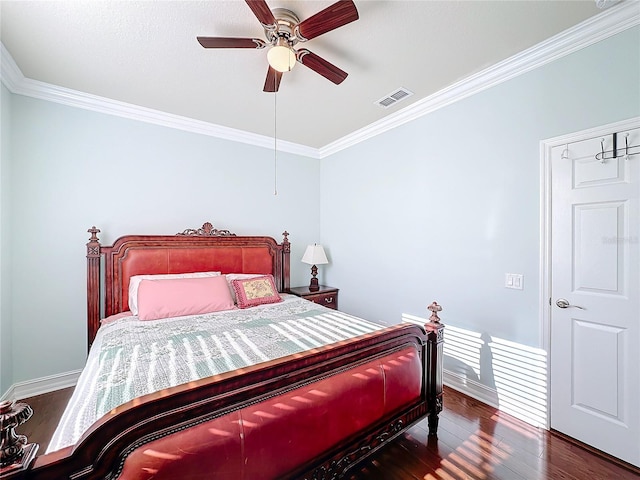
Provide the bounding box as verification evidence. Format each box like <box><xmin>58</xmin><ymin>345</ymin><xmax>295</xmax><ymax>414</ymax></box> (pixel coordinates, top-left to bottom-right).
<box><xmin>402</xmin><ymin>315</ymin><xmax>548</xmax><ymax>428</ymax></box>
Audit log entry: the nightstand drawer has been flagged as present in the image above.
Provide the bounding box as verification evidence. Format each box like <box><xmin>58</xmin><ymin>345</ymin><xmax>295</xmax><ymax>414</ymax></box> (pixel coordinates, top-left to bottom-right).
<box><xmin>288</xmin><ymin>286</ymin><xmax>339</xmax><ymax>311</ymax></box>
<box><xmin>306</xmin><ymin>292</ymin><xmax>338</xmax><ymax>310</ymax></box>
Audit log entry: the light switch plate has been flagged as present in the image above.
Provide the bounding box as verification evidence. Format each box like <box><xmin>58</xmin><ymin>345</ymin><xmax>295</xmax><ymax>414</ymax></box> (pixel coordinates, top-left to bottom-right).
<box><xmin>505</xmin><ymin>273</ymin><xmax>524</xmax><ymax>290</ymax></box>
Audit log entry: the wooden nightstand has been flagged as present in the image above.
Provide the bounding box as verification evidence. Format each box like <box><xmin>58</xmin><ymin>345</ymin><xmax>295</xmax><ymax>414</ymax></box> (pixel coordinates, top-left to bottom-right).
<box><xmin>289</xmin><ymin>285</ymin><xmax>339</xmax><ymax>310</ymax></box>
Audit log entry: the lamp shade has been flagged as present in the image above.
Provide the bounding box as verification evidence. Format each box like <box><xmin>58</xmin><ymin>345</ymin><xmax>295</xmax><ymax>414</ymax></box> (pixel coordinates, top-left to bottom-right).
<box><xmin>301</xmin><ymin>244</ymin><xmax>328</xmax><ymax>265</ymax></box>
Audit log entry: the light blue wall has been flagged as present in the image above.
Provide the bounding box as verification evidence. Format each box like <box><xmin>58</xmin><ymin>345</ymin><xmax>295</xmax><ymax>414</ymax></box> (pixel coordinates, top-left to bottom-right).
<box><xmin>0</xmin><ymin>84</ymin><xmax>12</xmax><ymax>394</ymax></box>
<box><xmin>8</xmin><ymin>95</ymin><xmax>320</xmax><ymax>384</ymax></box>
<box><xmin>320</xmin><ymin>27</ymin><xmax>640</xmax><ymax>388</ymax></box>
<box><xmin>3</xmin><ymin>26</ymin><xmax>639</xmax><ymax>396</ymax></box>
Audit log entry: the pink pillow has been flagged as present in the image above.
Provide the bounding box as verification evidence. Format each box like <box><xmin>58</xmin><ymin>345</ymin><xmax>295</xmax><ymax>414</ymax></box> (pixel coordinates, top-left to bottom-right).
<box><xmin>128</xmin><ymin>271</ymin><xmax>221</xmax><ymax>315</ymax></box>
<box><xmin>137</xmin><ymin>276</ymin><xmax>235</xmax><ymax>321</ymax></box>
<box><xmin>232</xmin><ymin>275</ymin><xmax>282</xmax><ymax>309</ymax></box>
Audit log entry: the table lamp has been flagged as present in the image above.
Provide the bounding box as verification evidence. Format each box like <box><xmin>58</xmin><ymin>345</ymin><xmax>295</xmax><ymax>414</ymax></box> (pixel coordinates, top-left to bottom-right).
<box><xmin>301</xmin><ymin>244</ymin><xmax>329</xmax><ymax>292</ymax></box>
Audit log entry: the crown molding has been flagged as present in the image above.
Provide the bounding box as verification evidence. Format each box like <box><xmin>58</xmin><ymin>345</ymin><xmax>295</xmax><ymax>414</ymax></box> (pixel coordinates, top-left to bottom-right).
<box><xmin>318</xmin><ymin>1</ymin><xmax>639</xmax><ymax>158</ymax></box>
<box><xmin>2</xmin><ymin>1</ymin><xmax>638</xmax><ymax>160</ymax></box>
<box><xmin>0</xmin><ymin>43</ymin><xmax>23</xmax><ymax>93</ymax></box>
<box><xmin>0</xmin><ymin>44</ymin><xmax>319</xmax><ymax>159</ymax></box>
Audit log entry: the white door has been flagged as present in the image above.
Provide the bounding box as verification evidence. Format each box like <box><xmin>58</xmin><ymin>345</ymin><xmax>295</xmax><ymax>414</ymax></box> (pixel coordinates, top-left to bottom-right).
<box><xmin>550</xmin><ymin>126</ymin><xmax>640</xmax><ymax>467</ymax></box>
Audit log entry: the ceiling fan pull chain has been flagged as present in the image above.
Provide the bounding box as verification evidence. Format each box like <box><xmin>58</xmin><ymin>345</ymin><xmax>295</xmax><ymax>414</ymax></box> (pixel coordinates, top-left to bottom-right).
<box><xmin>273</xmin><ymin>85</ymin><xmax>278</xmax><ymax>196</ymax></box>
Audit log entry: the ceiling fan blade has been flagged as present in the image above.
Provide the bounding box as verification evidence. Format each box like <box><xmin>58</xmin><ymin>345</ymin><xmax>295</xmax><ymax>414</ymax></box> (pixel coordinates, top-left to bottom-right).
<box><xmin>245</xmin><ymin>0</ymin><xmax>277</xmax><ymax>28</ymax></box>
<box><xmin>295</xmin><ymin>0</ymin><xmax>359</xmax><ymax>41</ymax></box>
<box><xmin>296</xmin><ymin>49</ymin><xmax>348</xmax><ymax>85</ymax></box>
<box><xmin>263</xmin><ymin>66</ymin><xmax>283</xmax><ymax>92</ymax></box>
<box><xmin>197</xmin><ymin>37</ymin><xmax>266</xmax><ymax>49</ymax></box>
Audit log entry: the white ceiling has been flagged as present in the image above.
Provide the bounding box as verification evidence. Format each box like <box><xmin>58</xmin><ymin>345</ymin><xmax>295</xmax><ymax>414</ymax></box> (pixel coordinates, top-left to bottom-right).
<box><xmin>1</xmin><ymin>1</ymin><xmax>606</xmax><ymax>149</ymax></box>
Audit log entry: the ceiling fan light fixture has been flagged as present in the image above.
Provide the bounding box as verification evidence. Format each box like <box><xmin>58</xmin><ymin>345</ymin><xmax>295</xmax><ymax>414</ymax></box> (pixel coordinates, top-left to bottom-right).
<box><xmin>267</xmin><ymin>40</ymin><xmax>296</xmax><ymax>73</ymax></box>
<box><xmin>197</xmin><ymin>0</ymin><xmax>359</xmax><ymax>92</ymax></box>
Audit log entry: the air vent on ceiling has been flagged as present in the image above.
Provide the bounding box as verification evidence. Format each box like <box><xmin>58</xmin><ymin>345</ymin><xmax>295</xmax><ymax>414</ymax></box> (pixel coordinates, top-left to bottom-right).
<box><xmin>375</xmin><ymin>87</ymin><xmax>413</xmax><ymax>109</ymax></box>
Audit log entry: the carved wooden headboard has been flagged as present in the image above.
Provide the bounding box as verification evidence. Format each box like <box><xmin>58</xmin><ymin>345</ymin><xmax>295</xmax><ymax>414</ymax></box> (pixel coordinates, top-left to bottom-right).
<box><xmin>86</xmin><ymin>222</ymin><xmax>290</xmax><ymax>351</ymax></box>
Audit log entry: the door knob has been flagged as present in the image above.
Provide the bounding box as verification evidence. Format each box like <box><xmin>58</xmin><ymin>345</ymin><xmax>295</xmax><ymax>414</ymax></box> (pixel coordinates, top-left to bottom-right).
<box><xmin>556</xmin><ymin>298</ymin><xmax>585</xmax><ymax>310</ymax></box>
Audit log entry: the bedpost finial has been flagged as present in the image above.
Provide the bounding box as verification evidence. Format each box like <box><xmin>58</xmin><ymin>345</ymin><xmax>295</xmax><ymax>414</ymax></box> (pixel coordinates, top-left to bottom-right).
<box><xmin>87</xmin><ymin>226</ymin><xmax>100</xmax><ymax>242</ymax></box>
<box><xmin>427</xmin><ymin>301</ymin><xmax>442</xmax><ymax>323</ymax></box>
<box><xmin>87</xmin><ymin>226</ymin><xmax>101</xmax><ymax>258</ymax></box>
<box><xmin>282</xmin><ymin>231</ymin><xmax>290</xmax><ymax>253</ymax></box>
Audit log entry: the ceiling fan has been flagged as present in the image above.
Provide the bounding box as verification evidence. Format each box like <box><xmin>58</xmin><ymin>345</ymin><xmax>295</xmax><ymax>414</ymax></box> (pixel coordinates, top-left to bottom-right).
<box><xmin>197</xmin><ymin>0</ymin><xmax>359</xmax><ymax>93</ymax></box>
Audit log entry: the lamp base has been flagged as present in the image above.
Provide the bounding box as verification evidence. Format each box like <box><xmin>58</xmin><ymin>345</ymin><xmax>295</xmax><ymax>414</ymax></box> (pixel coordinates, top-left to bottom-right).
<box><xmin>309</xmin><ymin>264</ymin><xmax>319</xmax><ymax>291</ymax></box>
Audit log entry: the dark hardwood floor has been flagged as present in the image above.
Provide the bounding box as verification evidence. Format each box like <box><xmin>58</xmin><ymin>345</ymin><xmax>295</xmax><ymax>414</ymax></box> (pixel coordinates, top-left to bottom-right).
<box><xmin>15</xmin><ymin>386</ymin><xmax>75</xmax><ymax>454</ymax></box>
<box><xmin>16</xmin><ymin>386</ymin><xmax>639</xmax><ymax>479</ymax></box>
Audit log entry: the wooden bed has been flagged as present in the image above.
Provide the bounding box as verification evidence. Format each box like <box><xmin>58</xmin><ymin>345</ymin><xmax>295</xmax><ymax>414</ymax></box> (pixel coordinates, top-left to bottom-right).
<box><xmin>0</xmin><ymin>222</ymin><xmax>444</xmax><ymax>480</ymax></box>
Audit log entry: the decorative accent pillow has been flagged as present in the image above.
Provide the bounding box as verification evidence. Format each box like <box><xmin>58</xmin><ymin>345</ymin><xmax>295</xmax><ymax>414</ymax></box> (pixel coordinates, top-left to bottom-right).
<box><xmin>137</xmin><ymin>275</ymin><xmax>234</xmax><ymax>321</ymax></box>
<box><xmin>128</xmin><ymin>271</ymin><xmax>221</xmax><ymax>315</ymax></box>
<box><xmin>224</xmin><ymin>273</ymin><xmax>264</xmax><ymax>303</ymax></box>
<box><xmin>231</xmin><ymin>275</ymin><xmax>282</xmax><ymax>309</ymax></box>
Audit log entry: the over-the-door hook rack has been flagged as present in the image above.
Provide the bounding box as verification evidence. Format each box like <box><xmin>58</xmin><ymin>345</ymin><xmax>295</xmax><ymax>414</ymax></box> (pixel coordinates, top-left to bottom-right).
<box><xmin>595</xmin><ymin>132</ymin><xmax>639</xmax><ymax>162</ymax></box>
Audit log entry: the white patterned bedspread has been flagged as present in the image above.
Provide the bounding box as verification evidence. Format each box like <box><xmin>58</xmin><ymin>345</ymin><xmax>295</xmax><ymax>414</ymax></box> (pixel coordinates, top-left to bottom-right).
<box><xmin>47</xmin><ymin>294</ymin><xmax>385</xmax><ymax>452</ymax></box>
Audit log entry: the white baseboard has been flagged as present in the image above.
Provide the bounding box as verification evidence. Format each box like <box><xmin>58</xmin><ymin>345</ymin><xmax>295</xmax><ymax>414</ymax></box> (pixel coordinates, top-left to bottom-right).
<box><xmin>0</xmin><ymin>370</ymin><xmax>81</xmax><ymax>402</ymax></box>
<box><xmin>444</xmin><ymin>368</ymin><xmax>501</xmax><ymax>410</ymax></box>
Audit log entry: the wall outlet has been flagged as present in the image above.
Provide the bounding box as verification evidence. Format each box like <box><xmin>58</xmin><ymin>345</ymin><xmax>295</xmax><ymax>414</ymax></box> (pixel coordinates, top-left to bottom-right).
<box><xmin>505</xmin><ymin>273</ymin><xmax>524</xmax><ymax>290</ymax></box>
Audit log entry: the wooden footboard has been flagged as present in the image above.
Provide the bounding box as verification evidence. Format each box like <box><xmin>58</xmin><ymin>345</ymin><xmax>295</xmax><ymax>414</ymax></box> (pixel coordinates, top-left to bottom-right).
<box><xmin>0</xmin><ymin>319</ymin><xmax>443</xmax><ymax>480</ymax></box>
